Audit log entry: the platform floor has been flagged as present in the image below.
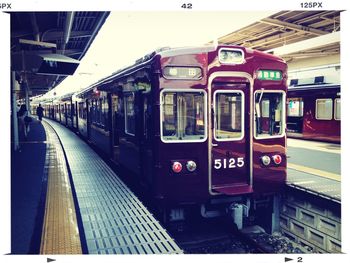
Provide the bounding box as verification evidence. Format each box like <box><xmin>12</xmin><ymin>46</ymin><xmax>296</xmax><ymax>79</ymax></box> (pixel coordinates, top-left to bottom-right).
<box><xmin>43</xmin><ymin>119</ymin><xmax>182</xmax><ymax>254</ymax></box>
<box><xmin>11</xmin><ymin>118</ymin><xmax>182</xmax><ymax>254</ymax></box>
<box><xmin>286</xmin><ymin>138</ymin><xmax>341</xmax><ymax>202</ymax></box>
<box><xmin>11</xmin><ymin>119</ymin><xmax>47</xmax><ymax>254</ymax></box>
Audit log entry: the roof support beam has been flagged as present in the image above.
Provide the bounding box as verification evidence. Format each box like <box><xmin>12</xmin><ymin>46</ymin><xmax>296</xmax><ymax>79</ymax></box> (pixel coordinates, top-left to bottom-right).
<box><xmin>248</xmin><ymin>31</ymin><xmax>301</xmax><ymax>48</ymax></box>
<box><xmin>261</xmin><ymin>17</ymin><xmax>328</xmax><ymax>36</ymax></box>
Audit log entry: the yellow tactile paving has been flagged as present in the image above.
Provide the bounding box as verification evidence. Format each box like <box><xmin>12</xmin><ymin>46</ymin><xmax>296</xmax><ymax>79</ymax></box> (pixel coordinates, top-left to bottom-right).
<box><xmin>40</xmin><ymin>123</ymin><xmax>82</xmax><ymax>254</ymax></box>
<box><xmin>288</xmin><ymin>163</ymin><xmax>341</xmax><ymax>182</ymax></box>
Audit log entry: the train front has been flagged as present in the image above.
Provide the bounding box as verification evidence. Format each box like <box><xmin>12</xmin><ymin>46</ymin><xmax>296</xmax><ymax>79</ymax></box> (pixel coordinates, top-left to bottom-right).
<box><xmin>153</xmin><ymin>45</ymin><xmax>287</xmax><ymax>218</ymax></box>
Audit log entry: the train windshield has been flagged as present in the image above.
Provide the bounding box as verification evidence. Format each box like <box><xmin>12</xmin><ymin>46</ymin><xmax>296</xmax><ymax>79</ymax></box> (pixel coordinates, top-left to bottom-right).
<box><xmin>161</xmin><ymin>90</ymin><xmax>207</xmax><ymax>142</ymax></box>
<box><xmin>255</xmin><ymin>91</ymin><xmax>285</xmax><ymax>138</ymax></box>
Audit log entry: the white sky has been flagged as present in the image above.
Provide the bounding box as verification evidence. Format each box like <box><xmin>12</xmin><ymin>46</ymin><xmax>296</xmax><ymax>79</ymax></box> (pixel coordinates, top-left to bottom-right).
<box><xmin>43</xmin><ymin>11</ymin><xmax>275</xmax><ymax>98</ymax></box>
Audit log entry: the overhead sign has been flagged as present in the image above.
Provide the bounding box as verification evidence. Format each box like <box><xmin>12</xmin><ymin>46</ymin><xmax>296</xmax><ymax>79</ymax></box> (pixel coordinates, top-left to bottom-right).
<box><xmin>37</xmin><ymin>53</ymin><xmax>80</xmax><ymax>76</ymax></box>
<box><xmin>11</xmin><ymin>53</ymin><xmax>80</xmax><ymax>76</ymax></box>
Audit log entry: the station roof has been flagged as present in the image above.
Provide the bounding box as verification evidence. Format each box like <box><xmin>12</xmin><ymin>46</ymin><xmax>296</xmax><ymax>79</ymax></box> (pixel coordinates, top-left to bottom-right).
<box><xmin>11</xmin><ymin>11</ymin><xmax>110</xmax><ymax>98</ymax></box>
<box><xmin>218</xmin><ymin>11</ymin><xmax>341</xmax><ymax>62</ymax></box>
<box><xmin>11</xmin><ymin>11</ymin><xmax>341</xmax><ymax>100</ymax></box>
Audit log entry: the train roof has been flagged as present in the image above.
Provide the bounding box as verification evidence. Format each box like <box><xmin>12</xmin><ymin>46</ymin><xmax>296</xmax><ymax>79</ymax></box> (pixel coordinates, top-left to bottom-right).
<box><xmin>288</xmin><ymin>83</ymin><xmax>340</xmax><ymax>91</ymax></box>
<box><xmin>75</xmin><ymin>44</ymin><xmax>285</xmax><ymax>97</ymax></box>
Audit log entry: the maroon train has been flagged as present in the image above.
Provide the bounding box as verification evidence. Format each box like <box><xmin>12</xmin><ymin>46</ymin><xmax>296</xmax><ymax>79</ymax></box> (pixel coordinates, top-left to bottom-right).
<box><xmin>44</xmin><ymin>45</ymin><xmax>288</xmax><ymax>223</ymax></box>
<box><xmin>287</xmin><ymin>82</ymin><xmax>340</xmax><ymax>143</ymax></box>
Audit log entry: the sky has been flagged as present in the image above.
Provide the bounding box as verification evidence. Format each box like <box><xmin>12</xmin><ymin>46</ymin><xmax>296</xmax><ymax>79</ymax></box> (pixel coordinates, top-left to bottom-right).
<box><xmin>41</xmin><ymin>11</ymin><xmax>275</xmax><ymax>99</ymax></box>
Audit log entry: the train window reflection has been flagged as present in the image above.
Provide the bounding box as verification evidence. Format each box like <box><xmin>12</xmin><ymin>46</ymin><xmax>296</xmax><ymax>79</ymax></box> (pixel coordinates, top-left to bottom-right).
<box><xmin>161</xmin><ymin>90</ymin><xmax>207</xmax><ymax>142</ymax></box>
<box><xmin>255</xmin><ymin>91</ymin><xmax>285</xmax><ymax>138</ymax></box>
<box><xmin>214</xmin><ymin>91</ymin><xmax>243</xmax><ymax>140</ymax></box>
<box><xmin>287</xmin><ymin>98</ymin><xmax>304</xmax><ymax>117</ymax></box>
<box><xmin>316</xmin><ymin>99</ymin><xmax>333</xmax><ymax>120</ymax></box>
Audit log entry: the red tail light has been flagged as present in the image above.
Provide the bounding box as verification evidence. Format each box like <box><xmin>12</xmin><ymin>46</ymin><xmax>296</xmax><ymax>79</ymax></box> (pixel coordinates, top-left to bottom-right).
<box><xmin>272</xmin><ymin>155</ymin><xmax>282</xmax><ymax>165</ymax></box>
<box><xmin>172</xmin><ymin>162</ymin><xmax>182</xmax><ymax>173</ymax></box>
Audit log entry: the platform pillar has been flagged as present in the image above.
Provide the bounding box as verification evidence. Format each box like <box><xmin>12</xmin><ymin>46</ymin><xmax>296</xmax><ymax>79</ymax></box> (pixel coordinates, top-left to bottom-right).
<box><xmin>11</xmin><ymin>71</ymin><xmax>20</xmax><ymax>151</ymax></box>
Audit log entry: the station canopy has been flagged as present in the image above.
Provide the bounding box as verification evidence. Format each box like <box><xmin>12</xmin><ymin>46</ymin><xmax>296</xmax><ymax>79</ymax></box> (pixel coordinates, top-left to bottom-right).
<box><xmin>217</xmin><ymin>11</ymin><xmax>341</xmax><ymax>63</ymax></box>
<box><xmin>11</xmin><ymin>11</ymin><xmax>110</xmax><ymax>99</ymax></box>
<box><xmin>11</xmin><ymin>11</ymin><xmax>341</xmax><ymax>100</ymax></box>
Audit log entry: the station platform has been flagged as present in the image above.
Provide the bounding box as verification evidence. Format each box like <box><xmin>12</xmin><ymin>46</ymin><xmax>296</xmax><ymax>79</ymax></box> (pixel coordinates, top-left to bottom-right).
<box><xmin>11</xmin><ymin>118</ymin><xmax>182</xmax><ymax>254</ymax></box>
<box><xmin>286</xmin><ymin>138</ymin><xmax>341</xmax><ymax>203</ymax></box>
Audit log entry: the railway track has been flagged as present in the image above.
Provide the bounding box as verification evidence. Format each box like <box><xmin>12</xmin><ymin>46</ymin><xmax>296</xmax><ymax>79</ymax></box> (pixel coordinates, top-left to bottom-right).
<box><xmin>168</xmin><ymin>217</ymin><xmax>306</xmax><ymax>254</ymax></box>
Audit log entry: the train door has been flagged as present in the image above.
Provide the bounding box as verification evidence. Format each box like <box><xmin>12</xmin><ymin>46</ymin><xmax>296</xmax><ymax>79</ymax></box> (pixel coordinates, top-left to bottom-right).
<box><xmin>75</xmin><ymin>101</ymin><xmax>78</xmax><ymax>129</ymax></box>
<box><xmin>86</xmin><ymin>100</ymin><xmax>91</xmax><ymax>139</ymax></box>
<box><xmin>209</xmin><ymin>80</ymin><xmax>252</xmax><ymax>195</ymax></box>
<box><xmin>139</xmin><ymin>92</ymin><xmax>153</xmax><ymax>187</ymax></box>
<box><xmin>110</xmin><ymin>94</ymin><xmax>122</xmax><ymax>161</ymax></box>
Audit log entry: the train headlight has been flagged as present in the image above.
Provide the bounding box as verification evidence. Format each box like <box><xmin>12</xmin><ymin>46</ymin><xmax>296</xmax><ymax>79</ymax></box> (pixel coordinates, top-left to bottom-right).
<box><xmin>272</xmin><ymin>154</ymin><xmax>282</xmax><ymax>165</ymax></box>
<box><xmin>219</xmin><ymin>48</ymin><xmax>244</xmax><ymax>64</ymax></box>
<box><xmin>172</xmin><ymin>161</ymin><xmax>182</xmax><ymax>173</ymax></box>
<box><xmin>261</xmin><ymin>155</ymin><xmax>271</xmax><ymax>166</ymax></box>
<box><xmin>186</xmin><ymin>160</ymin><xmax>197</xmax><ymax>172</ymax></box>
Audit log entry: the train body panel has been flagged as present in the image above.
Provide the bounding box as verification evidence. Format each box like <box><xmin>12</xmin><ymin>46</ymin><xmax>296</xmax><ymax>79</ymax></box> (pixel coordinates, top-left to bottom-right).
<box><xmin>287</xmin><ymin>84</ymin><xmax>340</xmax><ymax>143</ymax></box>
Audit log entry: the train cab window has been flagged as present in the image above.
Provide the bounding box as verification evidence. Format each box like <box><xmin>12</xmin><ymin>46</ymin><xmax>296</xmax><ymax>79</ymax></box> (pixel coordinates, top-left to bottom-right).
<box><xmin>161</xmin><ymin>90</ymin><xmax>207</xmax><ymax>142</ymax></box>
<box><xmin>124</xmin><ymin>93</ymin><xmax>136</xmax><ymax>136</ymax></box>
<box><xmin>255</xmin><ymin>91</ymin><xmax>285</xmax><ymax>139</ymax></box>
<box><xmin>334</xmin><ymin>98</ymin><xmax>340</xmax><ymax>120</ymax></box>
<box><xmin>316</xmin><ymin>99</ymin><xmax>333</xmax><ymax>120</ymax></box>
<box><xmin>214</xmin><ymin>91</ymin><xmax>243</xmax><ymax>140</ymax></box>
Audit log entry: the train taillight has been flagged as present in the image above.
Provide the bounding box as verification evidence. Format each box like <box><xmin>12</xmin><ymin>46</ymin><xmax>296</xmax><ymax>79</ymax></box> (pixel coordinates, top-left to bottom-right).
<box><xmin>261</xmin><ymin>155</ymin><xmax>271</xmax><ymax>166</ymax></box>
<box><xmin>186</xmin><ymin>161</ymin><xmax>197</xmax><ymax>172</ymax></box>
<box><xmin>272</xmin><ymin>155</ymin><xmax>282</xmax><ymax>165</ymax></box>
<box><xmin>172</xmin><ymin>162</ymin><xmax>182</xmax><ymax>173</ymax></box>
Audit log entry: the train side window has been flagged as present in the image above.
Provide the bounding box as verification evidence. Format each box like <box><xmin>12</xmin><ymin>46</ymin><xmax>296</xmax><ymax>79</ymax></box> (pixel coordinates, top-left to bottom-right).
<box><xmin>261</xmin><ymin>100</ymin><xmax>270</xmax><ymax>118</ymax></box>
<box><xmin>144</xmin><ymin>97</ymin><xmax>149</xmax><ymax>137</ymax></box>
<box><xmin>334</xmin><ymin>98</ymin><xmax>340</xmax><ymax>120</ymax></box>
<box><xmin>214</xmin><ymin>91</ymin><xmax>244</xmax><ymax>140</ymax></box>
<box><xmin>124</xmin><ymin>93</ymin><xmax>136</xmax><ymax>136</ymax></box>
<box><xmin>254</xmin><ymin>91</ymin><xmax>285</xmax><ymax>139</ymax></box>
<box><xmin>161</xmin><ymin>90</ymin><xmax>207</xmax><ymax>143</ymax></box>
<box><xmin>287</xmin><ymin>98</ymin><xmax>304</xmax><ymax>117</ymax></box>
<box><xmin>67</xmin><ymin>103</ymin><xmax>71</xmax><ymax>117</ymax></box>
<box><xmin>316</xmin><ymin>99</ymin><xmax>333</xmax><ymax>120</ymax></box>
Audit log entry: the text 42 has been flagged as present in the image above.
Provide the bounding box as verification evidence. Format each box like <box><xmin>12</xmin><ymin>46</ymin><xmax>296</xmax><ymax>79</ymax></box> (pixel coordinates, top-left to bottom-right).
<box><xmin>214</xmin><ymin>158</ymin><xmax>244</xmax><ymax>169</ymax></box>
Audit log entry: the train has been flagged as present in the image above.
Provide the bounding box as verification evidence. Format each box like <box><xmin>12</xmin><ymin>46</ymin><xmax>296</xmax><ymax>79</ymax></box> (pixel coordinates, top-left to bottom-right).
<box><xmin>41</xmin><ymin>45</ymin><xmax>288</xmax><ymax>226</ymax></box>
<box><xmin>287</xmin><ymin>80</ymin><xmax>340</xmax><ymax>144</ymax></box>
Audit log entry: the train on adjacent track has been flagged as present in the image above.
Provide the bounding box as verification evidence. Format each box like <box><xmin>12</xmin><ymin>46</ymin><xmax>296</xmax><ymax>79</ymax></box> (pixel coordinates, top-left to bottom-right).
<box><xmin>286</xmin><ymin>80</ymin><xmax>340</xmax><ymax>143</ymax></box>
<box><xmin>42</xmin><ymin>45</ymin><xmax>288</xmax><ymax>226</ymax></box>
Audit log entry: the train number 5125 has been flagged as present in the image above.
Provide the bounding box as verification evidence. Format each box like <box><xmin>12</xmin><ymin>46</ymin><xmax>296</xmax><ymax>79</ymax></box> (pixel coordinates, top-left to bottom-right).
<box><xmin>214</xmin><ymin>158</ymin><xmax>244</xmax><ymax>169</ymax></box>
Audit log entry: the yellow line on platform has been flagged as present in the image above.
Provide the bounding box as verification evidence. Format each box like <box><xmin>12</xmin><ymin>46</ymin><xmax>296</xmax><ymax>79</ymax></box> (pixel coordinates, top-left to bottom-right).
<box><xmin>40</xmin><ymin>123</ymin><xmax>82</xmax><ymax>254</ymax></box>
<box><xmin>288</xmin><ymin>163</ymin><xmax>341</xmax><ymax>182</ymax></box>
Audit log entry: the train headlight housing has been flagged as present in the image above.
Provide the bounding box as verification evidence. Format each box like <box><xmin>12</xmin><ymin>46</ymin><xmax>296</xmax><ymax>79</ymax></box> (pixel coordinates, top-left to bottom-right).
<box><xmin>272</xmin><ymin>154</ymin><xmax>282</xmax><ymax>165</ymax></box>
<box><xmin>172</xmin><ymin>161</ymin><xmax>182</xmax><ymax>173</ymax></box>
<box><xmin>261</xmin><ymin>155</ymin><xmax>271</xmax><ymax>166</ymax></box>
<box><xmin>186</xmin><ymin>160</ymin><xmax>197</xmax><ymax>172</ymax></box>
